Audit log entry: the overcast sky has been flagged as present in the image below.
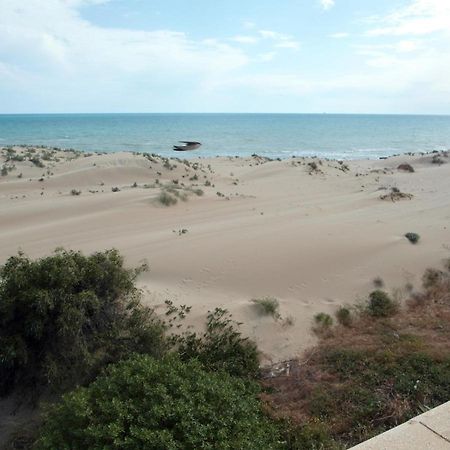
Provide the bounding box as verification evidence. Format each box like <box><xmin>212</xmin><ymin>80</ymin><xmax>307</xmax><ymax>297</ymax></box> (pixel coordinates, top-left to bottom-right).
<box><xmin>1</xmin><ymin>0</ymin><xmax>449</xmax><ymax>113</ymax></box>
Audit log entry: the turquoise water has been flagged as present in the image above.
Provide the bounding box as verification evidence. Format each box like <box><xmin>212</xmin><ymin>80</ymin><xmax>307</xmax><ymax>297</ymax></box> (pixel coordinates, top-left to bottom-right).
<box><xmin>1</xmin><ymin>113</ymin><xmax>450</xmax><ymax>160</ymax></box>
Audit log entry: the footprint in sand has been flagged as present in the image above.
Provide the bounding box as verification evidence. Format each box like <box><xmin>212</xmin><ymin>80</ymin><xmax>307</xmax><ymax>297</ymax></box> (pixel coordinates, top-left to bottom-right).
<box><xmin>322</xmin><ymin>298</ymin><xmax>336</xmax><ymax>305</ymax></box>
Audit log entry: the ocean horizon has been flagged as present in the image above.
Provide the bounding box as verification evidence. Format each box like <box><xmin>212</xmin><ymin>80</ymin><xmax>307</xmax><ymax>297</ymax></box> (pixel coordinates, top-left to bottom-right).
<box><xmin>1</xmin><ymin>113</ymin><xmax>450</xmax><ymax>160</ymax></box>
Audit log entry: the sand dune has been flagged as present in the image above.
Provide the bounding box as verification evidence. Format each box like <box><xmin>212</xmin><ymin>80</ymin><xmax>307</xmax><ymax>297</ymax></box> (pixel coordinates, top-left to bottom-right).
<box><xmin>1</xmin><ymin>146</ymin><xmax>449</xmax><ymax>363</ymax></box>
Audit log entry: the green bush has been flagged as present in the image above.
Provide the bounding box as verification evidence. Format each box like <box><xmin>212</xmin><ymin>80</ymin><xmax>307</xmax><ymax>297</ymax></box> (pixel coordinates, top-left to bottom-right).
<box><xmin>336</xmin><ymin>306</ymin><xmax>352</xmax><ymax>327</ymax></box>
<box><xmin>36</xmin><ymin>354</ymin><xmax>281</xmax><ymax>450</ymax></box>
<box><xmin>279</xmin><ymin>420</ymin><xmax>337</xmax><ymax>450</ymax></box>
<box><xmin>405</xmin><ymin>232</ymin><xmax>420</xmax><ymax>244</ymax></box>
<box><xmin>0</xmin><ymin>249</ymin><xmax>166</xmax><ymax>396</ymax></box>
<box><xmin>367</xmin><ymin>290</ymin><xmax>398</xmax><ymax>317</ymax></box>
<box><xmin>251</xmin><ymin>297</ymin><xmax>280</xmax><ymax>318</ymax></box>
<box><xmin>174</xmin><ymin>308</ymin><xmax>260</xmax><ymax>379</ymax></box>
<box><xmin>314</xmin><ymin>312</ymin><xmax>333</xmax><ymax>329</ymax></box>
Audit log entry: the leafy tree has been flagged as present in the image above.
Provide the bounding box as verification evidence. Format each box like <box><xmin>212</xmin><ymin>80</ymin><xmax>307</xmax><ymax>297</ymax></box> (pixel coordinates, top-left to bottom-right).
<box><xmin>0</xmin><ymin>249</ymin><xmax>166</xmax><ymax>396</ymax></box>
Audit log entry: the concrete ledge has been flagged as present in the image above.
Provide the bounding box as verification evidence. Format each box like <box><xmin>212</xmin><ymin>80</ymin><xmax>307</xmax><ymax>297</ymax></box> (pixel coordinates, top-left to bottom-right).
<box><xmin>351</xmin><ymin>402</ymin><xmax>450</xmax><ymax>450</ymax></box>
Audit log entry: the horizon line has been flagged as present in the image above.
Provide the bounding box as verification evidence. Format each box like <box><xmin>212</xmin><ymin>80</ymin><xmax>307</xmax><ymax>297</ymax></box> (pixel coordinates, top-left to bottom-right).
<box><xmin>1</xmin><ymin>112</ymin><xmax>450</xmax><ymax>116</ymax></box>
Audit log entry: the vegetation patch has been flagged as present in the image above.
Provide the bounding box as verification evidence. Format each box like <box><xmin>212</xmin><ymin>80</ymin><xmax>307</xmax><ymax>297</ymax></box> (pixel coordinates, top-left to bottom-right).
<box><xmin>405</xmin><ymin>232</ymin><xmax>420</xmax><ymax>244</ymax></box>
<box><xmin>313</xmin><ymin>312</ymin><xmax>333</xmax><ymax>335</ymax></box>
<box><xmin>252</xmin><ymin>297</ymin><xmax>281</xmax><ymax>319</ymax></box>
<box><xmin>157</xmin><ymin>190</ymin><xmax>178</xmax><ymax>206</ymax></box>
<box><xmin>380</xmin><ymin>187</ymin><xmax>413</xmax><ymax>202</ymax></box>
<box><xmin>0</xmin><ymin>249</ymin><xmax>165</xmax><ymax>396</ymax></box>
<box><xmin>367</xmin><ymin>290</ymin><xmax>398</xmax><ymax>317</ymax></box>
<box><xmin>263</xmin><ymin>264</ymin><xmax>450</xmax><ymax>448</ymax></box>
<box><xmin>397</xmin><ymin>163</ymin><xmax>414</xmax><ymax>172</ymax></box>
<box><xmin>335</xmin><ymin>306</ymin><xmax>352</xmax><ymax>327</ymax></box>
<box><xmin>170</xmin><ymin>306</ymin><xmax>260</xmax><ymax>379</ymax></box>
<box><xmin>36</xmin><ymin>355</ymin><xmax>280</xmax><ymax>450</ymax></box>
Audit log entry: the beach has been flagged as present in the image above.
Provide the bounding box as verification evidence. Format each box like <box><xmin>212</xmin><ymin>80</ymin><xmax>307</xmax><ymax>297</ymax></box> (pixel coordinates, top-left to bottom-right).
<box><xmin>1</xmin><ymin>146</ymin><xmax>449</xmax><ymax>363</ymax></box>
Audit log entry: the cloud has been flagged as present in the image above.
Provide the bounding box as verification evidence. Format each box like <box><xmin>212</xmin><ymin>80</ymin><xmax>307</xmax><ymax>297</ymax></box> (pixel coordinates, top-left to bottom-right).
<box><xmin>258</xmin><ymin>30</ymin><xmax>301</xmax><ymax>50</ymax></box>
<box><xmin>0</xmin><ymin>0</ymin><xmax>249</xmax><ymax>82</ymax></box>
<box><xmin>259</xmin><ymin>30</ymin><xmax>289</xmax><ymax>40</ymax></box>
<box><xmin>366</xmin><ymin>0</ymin><xmax>450</xmax><ymax>36</ymax></box>
<box><xmin>230</xmin><ymin>35</ymin><xmax>259</xmax><ymax>44</ymax></box>
<box><xmin>320</xmin><ymin>0</ymin><xmax>335</xmax><ymax>11</ymax></box>
<box><xmin>275</xmin><ymin>41</ymin><xmax>301</xmax><ymax>50</ymax></box>
<box><xmin>330</xmin><ymin>32</ymin><xmax>349</xmax><ymax>39</ymax></box>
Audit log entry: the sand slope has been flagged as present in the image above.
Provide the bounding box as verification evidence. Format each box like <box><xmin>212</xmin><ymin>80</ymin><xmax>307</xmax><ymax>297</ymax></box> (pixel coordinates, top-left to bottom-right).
<box><xmin>1</xmin><ymin>146</ymin><xmax>449</xmax><ymax>362</ymax></box>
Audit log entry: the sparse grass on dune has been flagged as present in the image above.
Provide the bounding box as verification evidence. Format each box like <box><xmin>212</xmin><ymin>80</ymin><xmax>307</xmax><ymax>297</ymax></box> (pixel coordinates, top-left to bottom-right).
<box><xmin>252</xmin><ymin>297</ymin><xmax>280</xmax><ymax>318</ymax></box>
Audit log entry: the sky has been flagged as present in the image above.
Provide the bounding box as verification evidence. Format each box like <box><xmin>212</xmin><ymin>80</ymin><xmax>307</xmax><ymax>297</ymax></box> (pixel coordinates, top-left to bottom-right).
<box><xmin>0</xmin><ymin>0</ymin><xmax>450</xmax><ymax>113</ymax></box>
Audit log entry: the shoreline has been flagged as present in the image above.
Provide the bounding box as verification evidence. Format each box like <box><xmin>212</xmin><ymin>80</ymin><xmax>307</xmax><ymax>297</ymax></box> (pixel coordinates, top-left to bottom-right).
<box><xmin>1</xmin><ymin>142</ymin><xmax>449</xmax><ymax>162</ymax></box>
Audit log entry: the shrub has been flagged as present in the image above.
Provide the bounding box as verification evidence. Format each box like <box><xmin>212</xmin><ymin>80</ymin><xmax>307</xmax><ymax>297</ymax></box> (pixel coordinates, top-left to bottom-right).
<box><xmin>422</xmin><ymin>268</ymin><xmax>445</xmax><ymax>289</ymax></box>
<box><xmin>380</xmin><ymin>188</ymin><xmax>413</xmax><ymax>201</ymax></box>
<box><xmin>314</xmin><ymin>313</ymin><xmax>333</xmax><ymax>330</ymax></box>
<box><xmin>192</xmin><ymin>188</ymin><xmax>204</xmax><ymax>196</ymax></box>
<box><xmin>173</xmin><ymin>308</ymin><xmax>260</xmax><ymax>379</ymax></box>
<box><xmin>431</xmin><ymin>155</ymin><xmax>444</xmax><ymax>165</ymax></box>
<box><xmin>1</xmin><ymin>165</ymin><xmax>8</xmax><ymax>176</ymax></box>
<box><xmin>251</xmin><ymin>297</ymin><xmax>280</xmax><ymax>318</ymax></box>
<box><xmin>0</xmin><ymin>249</ymin><xmax>166</xmax><ymax>396</ymax></box>
<box><xmin>405</xmin><ymin>232</ymin><xmax>420</xmax><ymax>244</ymax></box>
<box><xmin>29</xmin><ymin>156</ymin><xmax>45</xmax><ymax>168</ymax></box>
<box><xmin>336</xmin><ymin>306</ymin><xmax>352</xmax><ymax>327</ymax></box>
<box><xmin>70</xmin><ymin>189</ymin><xmax>81</xmax><ymax>196</ymax></box>
<box><xmin>279</xmin><ymin>420</ymin><xmax>336</xmax><ymax>450</ymax></box>
<box><xmin>397</xmin><ymin>163</ymin><xmax>414</xmax><ymax>173</ymax></box>
<box><xmin>36</xmin><ymin>355</ymin><xmax>280</xmax><ymax>450</ymax></box>
<box><xmin>157</xmin><ymin>190</ymin><xmax>177</xmax><ymax>206</ymax></box>
<box><xmin>111</xmin><ymin>186</ymin><xmax>120</xmax><ymax>192</ymax></box>
<box><xmin>367</xmin><ymin>290</ymin><xmax>398</xmax><ymax>317</ymax></box>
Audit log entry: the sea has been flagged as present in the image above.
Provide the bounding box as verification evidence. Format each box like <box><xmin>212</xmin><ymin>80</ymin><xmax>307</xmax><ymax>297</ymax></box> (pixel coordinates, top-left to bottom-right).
<box><xmin>1</xmin><ymin>113</ymin><xmax>450</xmax><ymax>160</ymax></box>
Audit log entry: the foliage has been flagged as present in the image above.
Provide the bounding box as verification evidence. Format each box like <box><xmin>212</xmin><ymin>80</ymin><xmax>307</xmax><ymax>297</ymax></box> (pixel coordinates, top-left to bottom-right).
<box><xmin>251</xmin><ymin>297</ymin><xmax>280</xmax><ymax>318</ymax></box>
<box><xmin>264</xmin><ymin>264</ymin><xmax>450</xmax><ymax>448</ymax></box>
<box><xmin>157</xmin><ymin>190</ymin><xmax>178</xmax><ymax>206</ymax></box>
<box><xmin>335</xmin><ymin>306</ymin><xmax>352</xmax><ymax>327</ymax></box>
<box><xmin>36</xmin><ymin>354</ymin><xmax>281</xmax><ymax>450</ymax></box>
<box><xmin>422</xmin><ymin>268</ymin><xmax>445</xmax><ymax>289</ymax></box>
<box><xmin>367</xmin><ymin>290</ymin><xmax>398</xmax><ymax>317</ymax></box>
<box><xmin>171</xmin><ymin>307</ymin><xmax>260</xmax><ymax>379</ymax></box>
<box><xmin>0</xmin><ymin>249</ymin><xmax>166</xmax><ymax>396</ymax></box>
<box><xmin>313</xmin><ymin>312</ymin><xmax>333</xmax><ymax>331</ymax></box>
<box><xmin>405</xmin><ymin>232</ymin><xmax>420</xmax><ymax>244</ymax></box>
<box><xmin>29</xmin><ymin>156</ymin><xmax>45</xmax><ymax>168</ymax></box>
<box><xmin>279</xmin><ymin>420</ymin><xmax>340</xmax><ymax>450</ymax></box>
<box><xmin>307</xmin><ymin>348</ymin><xmax>450</xmax><ymax>446</ymax></box>
<box><xmin>397</xmin><ymin>163</ymin><xmax>415</xmax><ymax>173</ymax></box>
